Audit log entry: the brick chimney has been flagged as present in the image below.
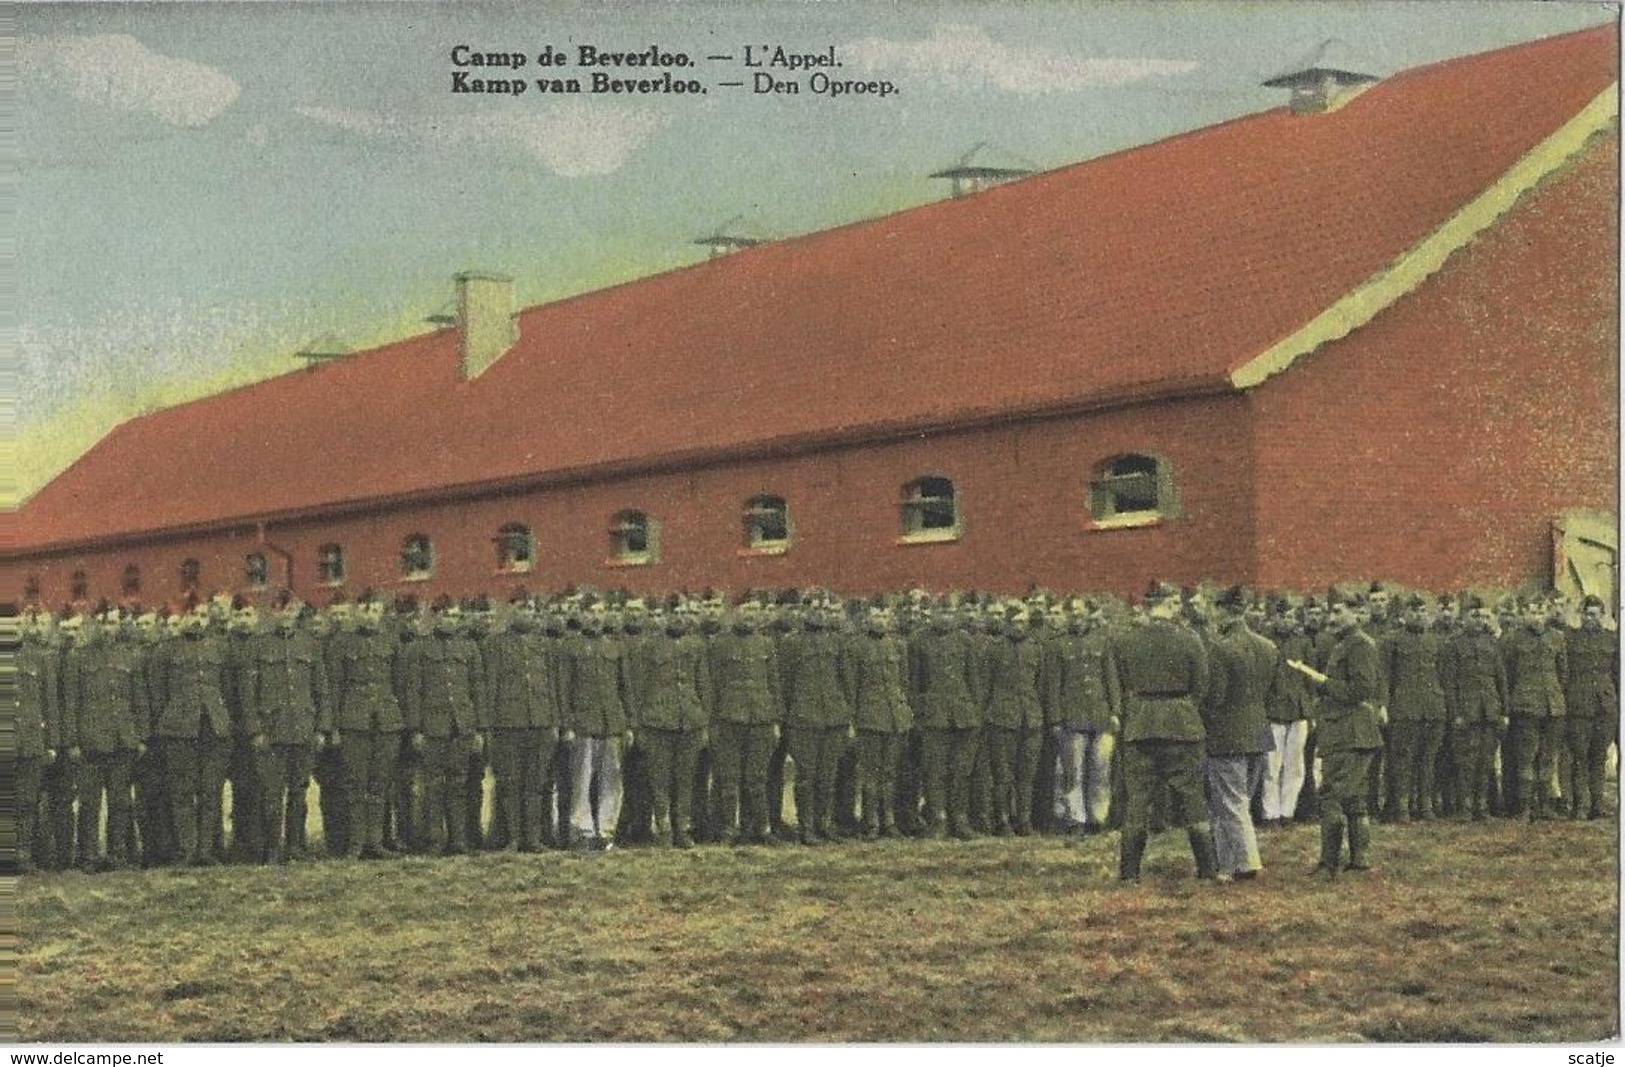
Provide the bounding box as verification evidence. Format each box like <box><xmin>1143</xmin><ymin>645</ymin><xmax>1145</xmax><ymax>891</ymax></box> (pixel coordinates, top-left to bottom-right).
<box><xmin>456</xmin><ymin>271</ymin><xmax>518</xmax><ymax>380</ymax></box>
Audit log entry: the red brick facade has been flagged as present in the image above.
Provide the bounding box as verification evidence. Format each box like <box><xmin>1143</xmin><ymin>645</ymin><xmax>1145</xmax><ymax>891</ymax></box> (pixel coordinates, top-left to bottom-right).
<box><xmin>1249</xmin><ymin>133</ymin><xmax>1618</xmax><ymax>593</ymax></box>
<box><xmin>10</xmin><ymin>392</ymin><xmax>1259</xmax><ymax>605</ymax></box>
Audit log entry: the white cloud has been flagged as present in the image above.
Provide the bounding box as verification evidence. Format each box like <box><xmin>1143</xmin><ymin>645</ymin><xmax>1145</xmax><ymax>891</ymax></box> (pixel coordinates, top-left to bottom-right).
<box><xmin>20</xmin><ymin>34</ymin><xmax>240</xmax><ymax>127</ymax></box>
<box><xmin>295</xmin><ymin>103</ymin><xmax>665</xmax><ymax>178</ymax></box>
<box><xmin>844</xmin><ymin>24</ymin><xmax>1198</xmax><ymax>95</ymax></box>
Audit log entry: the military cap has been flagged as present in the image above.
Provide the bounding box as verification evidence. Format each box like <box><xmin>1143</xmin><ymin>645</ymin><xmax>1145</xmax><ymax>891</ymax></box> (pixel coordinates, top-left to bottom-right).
<box><xmin>1582</xmin><ymin>594</ymin><xmax>1607</xmax><ymax>611</ymax></box>
<box><xmin>1215</xmin><ymin>584</ymin><xmax>1249</xmax><ymax>612</ymax></box>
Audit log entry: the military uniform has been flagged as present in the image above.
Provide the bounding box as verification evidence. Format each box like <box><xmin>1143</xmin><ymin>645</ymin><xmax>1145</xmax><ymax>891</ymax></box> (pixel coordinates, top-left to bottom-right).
<box><xmin>1445</xmin><ymin>623</ymin><xmax>1509</xmax><ymax>820</ymax></box>
<box><xmin>1042</xmin><ymin>622</ymin><xmax>1120</xmax><ymax>833</ymax></box>
<box><xmin>1503</xmin><ymin>623</ymin><xmax>1568</xmax><ymax>818</ymax></box>
<box><xmin>1264</xmin><ymin>623</ymin><xmax>1314</xmax><ymax>825</ymax></box>
<box><xmin>1563</xmin><ymin>618</ymin><xmax>1618</xmax><ymax>820</ymax></box>
<box><xmin>634</xmin><ymin>627</ymin><xmax>714</xmax><ymax>846</ymax></box>
<box><xmin>404</xmin><ymin>626</ymin><xmax>487</xmax><ymax>854</ymax></box>
<box><xmin>1203</xmin><ymin>618</ymin><xmax>1277</xmax><ymax>878</ymax></box>
<box><xmin>909</xmin><ymin>623</ymin><xmax>984</xmax><ymax>838</ymax></box>
<box><xmin>848</xmin><ymin>624</ymin><xmax>913</xmax><ymax>838</ymax></box>
<box><xmin>707</xmin><ymin>625</ymin><xmax>783</xmax><ymax>844</ymax></box>
<box><xmin>17</xmin><ymin>631</ymin><xmax>62</xmax><ymax>873</ymax></box>
<box><xmin>983</xmin><ymin>626</ymin><xmax>1046</xmax><ymax>836</ymax></box>
<box><xmin>562</xmin><ymin>629</ymin><xmax>633</xmax><ymax>847</ymax></box>
<box><xmin>779</xmin><ymin>623</ymin><xmax>854</xmax><ymax>843</ymax></box>
<box><xmin>330</xmin><ymin>622</ymin><xmax>407</xmax><ymax>857</ymax></box>
<box><xmin>1112</xmin><ymin>608</ymin><xmax>1214</xmax><ymax>881</ymax></box>
<box><xmin>152</xmin><ymin>627</ymin><xmax>234</xmax><ymax>866</ymax></box>
<box><xmin>245</xmin><ymin>622</ymin><xmax>330</xmax><ymax>861</ymax></box>
<box><xmin>1312</xmin><ymin>624</ymin><xmax>1384</xmax><ymax>873</ymax></box>
<box><xmin>484</xmin><ymin>619</ymin><xmax>563</xmax><ymax>851</ymax></box>
<box><xmin>40</xmin><ymin>634</ymin><xmax>77</xmax><ymax>870</ymax></box>
<box><xmin>64</xmin><ymin>628</ymin><xmax>148</xmax><ymax>870</ymax></box>
<box><xmin>389</xmin><ymin>618</ymin><xmax>426</xmax><ymax>852</ymax></box>
<box><xmin>1382</xmin><ymin>625</ymin><xmax>1448</xmax><ymax>821</ymax></box>
<box><xmin>461</xmin><ymin>614</ymin><xmax>498</xmax><ymax>850</ymax></box>
<box><xmin>131</xmin><ymin>623</ymin><xmax>175</xmax><ymax>866</ymax></box>
<box><xmin>224</xmin><ymin>626</ymin><xmax>263</xmax><ymax>862</ymax></box>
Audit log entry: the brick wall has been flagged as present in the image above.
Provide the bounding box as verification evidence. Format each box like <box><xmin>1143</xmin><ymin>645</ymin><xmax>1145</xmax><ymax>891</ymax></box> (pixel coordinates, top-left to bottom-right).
<box><xmin>1250</xmin><ymin>132</ymin><xmax>1619</xmax><ymax>593</ymax></box>
<box><xmin>9</xmin><ymin>393</ymin><xmax>1258</xmax><ymax>606</ymax></box>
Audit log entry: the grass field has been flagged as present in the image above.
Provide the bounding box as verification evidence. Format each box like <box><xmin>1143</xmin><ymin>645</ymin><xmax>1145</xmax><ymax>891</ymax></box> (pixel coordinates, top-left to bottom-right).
<box><xmin>13</xmin><ymin>816</ymin><xmax>1619</xmax><ymax>1043</ymax></box>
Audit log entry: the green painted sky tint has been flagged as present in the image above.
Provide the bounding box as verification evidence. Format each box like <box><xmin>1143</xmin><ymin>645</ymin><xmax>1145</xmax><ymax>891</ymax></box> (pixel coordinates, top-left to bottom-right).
<box><xmin>17</xmin><ymin>1</ymin><xmax>1615</xmax><ymax>498</ymax></box>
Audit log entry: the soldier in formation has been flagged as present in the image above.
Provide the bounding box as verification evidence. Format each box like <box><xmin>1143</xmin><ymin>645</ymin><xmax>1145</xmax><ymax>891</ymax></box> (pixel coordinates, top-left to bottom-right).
<box><xmin>14</xmin><ymin>579</ymin><xmax>1616</xmax><ymax>878</ymax></box>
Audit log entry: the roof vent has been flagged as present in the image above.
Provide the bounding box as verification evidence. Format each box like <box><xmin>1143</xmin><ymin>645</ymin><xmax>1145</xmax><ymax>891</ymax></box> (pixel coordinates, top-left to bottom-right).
<box><xmin>929</xmin><ymin>143</ymin><xmax>1034</xmax><ymax>198</ymax></box>
<box><xmin>1263</xmin><ymin>39</ymin><xmax>1380</xmax><ymax>114</ymax></box>
<box><xmin>455</xmin><ymin>271</ymin><xmax>518</xmax><ymax>380</ymax></box>
<box><xmin>693</xmin><ymin>216</ymin><xmax>765</xmax><ymax>259</ymax></box>
<box><xmin>295</xmin><ymin>334</ymin><xmax>355</xmax><ymax>367</ymax></box>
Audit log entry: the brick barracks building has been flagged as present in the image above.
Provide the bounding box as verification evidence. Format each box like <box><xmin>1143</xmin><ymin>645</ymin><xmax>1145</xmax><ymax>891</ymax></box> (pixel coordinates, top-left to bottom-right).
<box><xmin>7</xmin><ymin>27</ymin><xmax>1619</xmax><ymax>611</ymax></box>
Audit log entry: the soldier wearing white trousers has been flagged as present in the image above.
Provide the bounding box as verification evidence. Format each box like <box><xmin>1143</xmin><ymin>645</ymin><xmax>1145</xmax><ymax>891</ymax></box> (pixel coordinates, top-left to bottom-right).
<box><xmin>1054</xmin><ymin>727</ymin><xmax>1114</xmax><ymax>831</ymax></box>
<box><xmin>1262</xmin><ymin>607</ymin><xmax>1316</xmax><ymax>826</ymax></box>
<box><xmin>569</xmin><ymin>734</ymin><xmax>626</xmax><ymax>847</ymax></box>
<box><xmin>560</xmin><ymin>605</ymin><xmax>634</xmax><ymax>851</ymax></box>
<box><xmin>1203</xmin><ymin>588</ymin><xmax>1280</xmax><ymax>879</ymax></box>
<box><xmin>1041</xmin><ymin>604</ymin><xmax>1121</xmax><ymax>834</ymax></box>
<box><xmin>1262</xmin><ymin>721</ymin><xmax>1309</xmax><ymax>822</ymax></box>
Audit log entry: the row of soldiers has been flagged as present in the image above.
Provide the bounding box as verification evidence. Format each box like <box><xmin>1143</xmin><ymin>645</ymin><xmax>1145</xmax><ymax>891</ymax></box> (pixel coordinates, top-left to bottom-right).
<box><xmin>13</xmin><ymin>580</ymin><xmax>1618</xmax><ymax>876</ymax></box>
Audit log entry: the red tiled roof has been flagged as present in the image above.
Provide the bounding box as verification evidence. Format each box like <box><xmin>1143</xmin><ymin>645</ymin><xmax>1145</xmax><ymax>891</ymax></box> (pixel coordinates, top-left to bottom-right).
<box><xmin>11</xmin><ymin>25</ymin><xmax>1618</xmax><ymax>553</ymax></box>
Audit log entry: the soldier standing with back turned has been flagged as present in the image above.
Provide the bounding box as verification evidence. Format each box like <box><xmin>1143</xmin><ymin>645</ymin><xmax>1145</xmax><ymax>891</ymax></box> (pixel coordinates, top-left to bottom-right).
<box><xmin>1203</xmin><ymin>586</ymin><xmax>1277</xmax><ymax>882</ymax></box>
<box><xmin>1111</xmin><ymin>581</ymin><xmax>1216</xmax><ymax>883</ymax></box>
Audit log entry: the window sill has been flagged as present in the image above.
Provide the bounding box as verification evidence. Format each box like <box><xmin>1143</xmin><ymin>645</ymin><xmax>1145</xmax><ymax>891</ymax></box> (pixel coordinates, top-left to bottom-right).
<box><xmin>318</xmin><ymin>579</ymin><xmax>346</xmax><ymax>589</ymax></box>
<box><xmin>737</xmin><ymin>544</ymin><xmax>789</xmax><ymax>558</ymax></box>
<box><xmin>496</xmin><ymin>563</ymin><xmax>534</xmax><ymax>575</ymax></box>
<box><xmin>604</xmin><ymin>556</ymin><xmax>656</xmax><ymax>569</ymax></box>
<box><xmin>1086</xmin><ymin>513</ymin><xmax>1163</xmax><ymax>533</ymax></box>
<box><xmin>897</xmin><ymin>529</ymin><xmax>962</xmax><ymax>546</ymax></box>
<box><xmin>397</xmin><ymin>574</ymin><xmax>434</xmax><ymax>583</ymax></box>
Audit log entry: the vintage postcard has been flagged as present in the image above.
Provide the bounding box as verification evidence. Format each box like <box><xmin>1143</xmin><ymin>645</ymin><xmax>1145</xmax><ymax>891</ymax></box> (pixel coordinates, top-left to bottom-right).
<box><xmin>9</xmin><ymin>0</ymin><xmax>1620</xmax><ymax>1051</ymax></box>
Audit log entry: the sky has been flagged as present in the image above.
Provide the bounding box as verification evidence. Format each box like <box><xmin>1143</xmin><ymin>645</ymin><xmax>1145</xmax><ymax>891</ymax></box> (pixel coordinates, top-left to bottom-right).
<box><xmin>15</xmin><ymin>0</ymin><xmax>1617</xmax><ymax>500</ymax></box>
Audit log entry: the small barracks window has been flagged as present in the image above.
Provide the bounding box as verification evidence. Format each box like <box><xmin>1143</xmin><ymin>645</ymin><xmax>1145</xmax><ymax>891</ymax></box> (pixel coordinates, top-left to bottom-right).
<box><xmin>318</xmin><ymin>544</ymin><xmax>346</xmax><ymax>586</ymax></box>
<box><xmin>496</xmin><ymin>523</ymin><xmax>534</xmax><ymax>573</ymax></box>
<box><xmin>401</xmin><ymin>535</ymin><xmax>435</xmax><ymax>580</ymax></box>
<box><xmin>70</xmin><ymin>570</ymin><xmax>89</xmax><ymax>601</ymax></box>
<box><xmin>180</xmin><ymin>558</ymin><xmax>202</xmax><ymax>592</ymax></box>
<box><xmin>610</xmin><ymin>510</ymin><xmax>658</xmax><ymax>565</ymax></box>
<box><xmin>122</xmin><ymin>564</ymin><xmax>142</xmax><ymax>597</ymax></box>
<box><xmin>900</xmin><ymin>477</ymin><xmax>959</xmax><ymax>542</ymax></box>
<box><xmin>24</xmin><ymin>574</ymin><xmax>41</xmax><ymax>604</ymax></box>
<box><xmin>245</xmin><ymin>553</ymin><xmax>270</xmax><ymax>589</ymax></box>
<box><xmin>743</xmin><ymin>495</ymin><xmax>790</xmax><ymax>550</ymax></box>
<box><xmin>1089</xmin><ymin>454</ymin><xmax>1177</xmax><ymax>525</ymax></box>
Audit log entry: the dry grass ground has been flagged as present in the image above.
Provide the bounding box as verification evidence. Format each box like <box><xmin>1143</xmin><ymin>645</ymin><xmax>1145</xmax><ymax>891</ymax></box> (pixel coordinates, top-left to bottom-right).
<box><xmin>13</xmin><ymin>816</ymin><xmax>1619</xmax><ymax>1043</ymax></box>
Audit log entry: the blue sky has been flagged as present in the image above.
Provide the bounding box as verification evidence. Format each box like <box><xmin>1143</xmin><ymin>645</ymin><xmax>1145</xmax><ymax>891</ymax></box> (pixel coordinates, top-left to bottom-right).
<box><xmin>16</xmin><ymin>0</ymin><xmax>1616</xmax><ymax>496</ymax></box>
